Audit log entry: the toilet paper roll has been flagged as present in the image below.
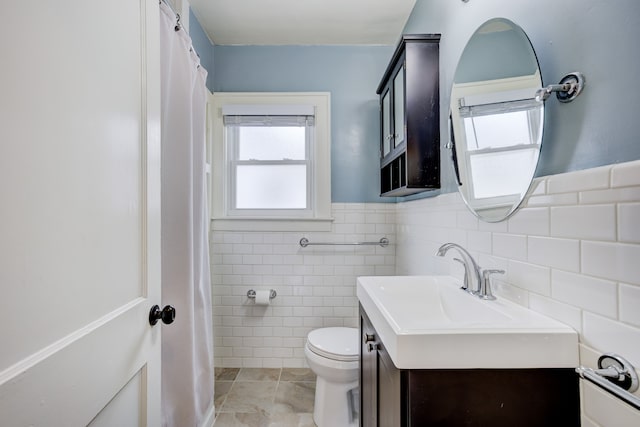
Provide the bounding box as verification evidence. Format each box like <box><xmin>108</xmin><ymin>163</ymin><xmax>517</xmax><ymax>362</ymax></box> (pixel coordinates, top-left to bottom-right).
<box><xmin>254</xmin><ymin>290</ymin><xmax>271</xmax><ymax>306</ymax></box>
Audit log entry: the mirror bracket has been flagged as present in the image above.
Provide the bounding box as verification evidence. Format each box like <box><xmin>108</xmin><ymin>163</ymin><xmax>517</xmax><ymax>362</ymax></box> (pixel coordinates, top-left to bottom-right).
<box><xmin>535</xmin><ymin>72</ymin><xmax>585</xmax><ymax>103</ymax></box>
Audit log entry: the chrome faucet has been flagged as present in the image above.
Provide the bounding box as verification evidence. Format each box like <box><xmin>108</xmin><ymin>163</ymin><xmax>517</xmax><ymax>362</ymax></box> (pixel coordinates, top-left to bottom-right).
<box><xmin>436</xmin><ymin>243</ymin><xmax>482</xmax><ymax>294</ymax></box>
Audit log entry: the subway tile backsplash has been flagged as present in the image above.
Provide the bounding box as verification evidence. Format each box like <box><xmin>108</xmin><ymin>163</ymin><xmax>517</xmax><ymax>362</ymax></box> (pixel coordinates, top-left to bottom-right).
<box><xmin>395</xmin><ymin>159</ymin><xmax>640</xmax><ymax>400</ymax></box>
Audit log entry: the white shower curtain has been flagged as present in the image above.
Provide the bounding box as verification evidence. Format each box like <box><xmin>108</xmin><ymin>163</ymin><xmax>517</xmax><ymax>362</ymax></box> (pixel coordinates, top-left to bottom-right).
<box><xmin>159</xmin><ymin>3</ymin><xmax>214</xmax><ymax>426</ymax></box>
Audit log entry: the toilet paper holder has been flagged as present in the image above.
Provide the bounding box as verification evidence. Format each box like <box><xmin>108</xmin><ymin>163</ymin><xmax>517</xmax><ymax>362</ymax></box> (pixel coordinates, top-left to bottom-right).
<box><xmin>247</xmin><ymin>289</ymin><xmax>277</xmax><ymax>300</ymax></box>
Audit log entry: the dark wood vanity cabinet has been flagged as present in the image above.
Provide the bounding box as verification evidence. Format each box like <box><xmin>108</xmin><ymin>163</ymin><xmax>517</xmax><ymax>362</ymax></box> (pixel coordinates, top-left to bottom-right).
<box><xmin>359</xmin><ymin>306</ymin><xmax>581</xmax><ymax>427</ymax></box>
<box><xmin>360</xmin><ymin>306</ymin><xmax>378</xmax><ymax>427</ymax></box>
<box><xmin>377</xmin><ymin>34</ymin><xmax>441</xmax><ymax>197</ymax></box>
<box><xmin>360</xmin><ymin>307</ymin><xmax>402</xmax><ymax>426</ymax></box>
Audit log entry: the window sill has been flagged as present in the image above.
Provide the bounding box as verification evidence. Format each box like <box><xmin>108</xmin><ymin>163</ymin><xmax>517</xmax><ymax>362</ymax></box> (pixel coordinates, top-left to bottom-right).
<box><xmin>211</xmin><ymin>217</ymin><xmax>334</xmax><ymax>232</ymax></box>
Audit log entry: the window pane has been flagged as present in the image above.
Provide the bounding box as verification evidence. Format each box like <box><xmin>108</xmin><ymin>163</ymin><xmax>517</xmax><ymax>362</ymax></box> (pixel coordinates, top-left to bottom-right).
<box><xmin>238</xmin><ymin>126</ymin><xmax>306</xmax><ymax>160</ymax></box>
<box><xmin>393</xmin><ymin>70</ymin><xmax>404</xmax><ymax>147</ymax></box>
<box><xmin>236</xmin><ymin>165</ymin><xmax>307</xmax><ymax>209</ymax></box>
<box><xmin>469</xmin><ymin>148</ymin><xmax>538</xmax><ymax>198</ymax></box>
<box><xmin>464</xmin><ymin>110</ymin><xmax>533</xmax><ymax>150</ymax></box>
<box><xmin>381</xmin><ymin>92</ymin><xmax>391</xmax><ymax>156</ymax></box>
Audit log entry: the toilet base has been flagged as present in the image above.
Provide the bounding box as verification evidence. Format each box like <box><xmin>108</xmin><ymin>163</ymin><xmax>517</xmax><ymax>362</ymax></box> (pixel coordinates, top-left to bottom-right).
<box><xmin>312</xmin><ymin>376</ymin><xmax>358</xmax><ymax>427</ymax></box>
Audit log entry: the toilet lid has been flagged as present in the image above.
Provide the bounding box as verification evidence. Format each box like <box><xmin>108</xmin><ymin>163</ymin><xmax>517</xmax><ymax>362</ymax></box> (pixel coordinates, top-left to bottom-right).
<box><xmin>307</xmin><ymin>327</ymin><xmax>359</xmax><ymax>362</ymax></box>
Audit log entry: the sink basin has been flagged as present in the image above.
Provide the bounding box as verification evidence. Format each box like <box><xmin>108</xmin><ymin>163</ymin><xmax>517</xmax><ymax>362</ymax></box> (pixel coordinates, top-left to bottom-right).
<box><xmin>357</xmin><ymin>275</ymin><xmax>578</xmax><ymax>369</ymax></box>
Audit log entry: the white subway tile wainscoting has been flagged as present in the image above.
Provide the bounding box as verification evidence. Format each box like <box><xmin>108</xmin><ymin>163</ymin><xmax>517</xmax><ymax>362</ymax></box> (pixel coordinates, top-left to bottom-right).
<box><xmin>211</xmin><ymin>160</ymin><xmax>640</xmax><ymax>425</ymax></box>
<box><xmin>211</xmin><ymin>203</ymin><xmax>396</xmax><ymax>368</ymax></box>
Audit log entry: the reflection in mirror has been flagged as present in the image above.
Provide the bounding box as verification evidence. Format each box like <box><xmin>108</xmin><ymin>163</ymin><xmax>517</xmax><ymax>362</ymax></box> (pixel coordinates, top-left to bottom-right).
<box><xmin>449</xmin><ymin>18</ymin><xmax>543</xmax><ymax>222</ymax></box>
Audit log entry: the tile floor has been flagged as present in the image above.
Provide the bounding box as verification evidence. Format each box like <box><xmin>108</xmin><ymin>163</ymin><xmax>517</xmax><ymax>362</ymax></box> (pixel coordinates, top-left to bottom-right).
<box><xmin>213</xmin><ymin>367</ymin><xmax>318</xmax><ymax>427</ymax></box>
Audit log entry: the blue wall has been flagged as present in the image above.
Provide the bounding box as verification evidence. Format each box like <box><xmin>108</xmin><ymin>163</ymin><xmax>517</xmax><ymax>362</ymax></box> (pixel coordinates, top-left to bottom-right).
<box><xmin>213</xmin><ymin>45</ymin><xmax>394</xmax><ymax>203</ymax></box>
<box><xmin>188</xmin><ymin>9</ymin><xmax>215</xmax><ymax>91</ymax></box>
<box><xmin>404</xmin><ymin>0</ymin><xmax>640</xmax><ymax>194</ymax></box>
<box><xmin>191</xmin><ymin>0</ymin><xmax>640</xmax><ymax>202</ymax></box>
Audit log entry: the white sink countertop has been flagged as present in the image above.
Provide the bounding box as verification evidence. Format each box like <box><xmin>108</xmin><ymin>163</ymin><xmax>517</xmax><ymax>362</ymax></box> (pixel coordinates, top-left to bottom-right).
<box><xmin>357</xmin><ymin>275</ymin><xmax>579</xmax><ymax>370</ymax></box>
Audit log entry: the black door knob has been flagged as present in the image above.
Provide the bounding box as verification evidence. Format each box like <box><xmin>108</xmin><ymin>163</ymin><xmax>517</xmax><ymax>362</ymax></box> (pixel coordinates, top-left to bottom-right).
<box><xmin>149</xmin><ymin>304</ymin><xmax>176</xmax><ymax>326</ymax></box>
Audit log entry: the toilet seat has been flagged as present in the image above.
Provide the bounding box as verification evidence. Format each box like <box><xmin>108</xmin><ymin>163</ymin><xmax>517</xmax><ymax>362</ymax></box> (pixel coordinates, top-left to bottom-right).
<box><xmin>307</xmin><ymin>327</ymin><xmax>359</xmax><ymax>362</ymax></box>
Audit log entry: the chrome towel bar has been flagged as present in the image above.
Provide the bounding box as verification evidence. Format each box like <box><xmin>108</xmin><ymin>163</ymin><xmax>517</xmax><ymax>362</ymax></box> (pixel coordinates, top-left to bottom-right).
<box><xmin>299</xmin><ymin>237</ymin><xmax>389</xmax><ymax>248</ymax></box>
<box><xmin>575</xmin><ymin>353</ymin><xmax>640</xmax><ymax>410</ymax></box>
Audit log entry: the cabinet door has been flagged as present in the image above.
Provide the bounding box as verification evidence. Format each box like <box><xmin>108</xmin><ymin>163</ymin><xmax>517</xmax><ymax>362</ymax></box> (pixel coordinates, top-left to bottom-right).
<box><xmin>378</xmin><ymin>342</ymin><xmax>402</xmax><ymax>427</ymax></box>
<box><xmin>360</xmin><ymin>313</ymin><xmax>378</xmax><ymax>427</ymax></box>
<box><xmin>392</xmin><ymin>65</ymin><xmax>405</xmax><ymax>148</ymax></box>
<box><xmin>381</xmin><ymin>89</ymin><xmax>392</xmax><ymax>158</ymax></box>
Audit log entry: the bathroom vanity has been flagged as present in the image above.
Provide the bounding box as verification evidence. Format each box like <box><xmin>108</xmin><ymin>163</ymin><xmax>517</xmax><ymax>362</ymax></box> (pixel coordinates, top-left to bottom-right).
<box><xmin>357</xmin><ymin>276</ymin><xmax>581</xmax><ymax>427</ymax></box>
<box><xmin>361</xmin><ymin>17</ymin><xmax>589</xmax><ymax>424</ymax></box>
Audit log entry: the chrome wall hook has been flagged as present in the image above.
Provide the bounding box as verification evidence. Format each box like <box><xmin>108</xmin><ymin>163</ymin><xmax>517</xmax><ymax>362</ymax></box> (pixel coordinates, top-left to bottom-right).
<box><xmin>535</xmin><ymin>72</ymin><xmax>585</xmax><ymax>103</ymax></box>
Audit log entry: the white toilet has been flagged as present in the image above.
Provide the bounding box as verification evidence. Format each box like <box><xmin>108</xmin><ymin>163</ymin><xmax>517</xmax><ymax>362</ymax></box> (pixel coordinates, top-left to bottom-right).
<box><xmin>305</xmin><ymin>327</ymin><xmax>360</xmax><ymax>427</ymax></box>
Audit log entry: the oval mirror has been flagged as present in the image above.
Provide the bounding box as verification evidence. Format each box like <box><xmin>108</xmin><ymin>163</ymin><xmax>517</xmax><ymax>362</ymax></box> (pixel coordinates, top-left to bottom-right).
<box><xmin>449</xmin><ymin>18</ymin><xmax>543</xmax><ymax>222</ymax></box>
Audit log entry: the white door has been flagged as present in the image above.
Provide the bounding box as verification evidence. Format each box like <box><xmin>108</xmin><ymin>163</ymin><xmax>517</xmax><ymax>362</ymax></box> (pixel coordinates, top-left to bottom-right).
<box><xmin>0</xmin><ymin>1</ymin><xmax>162</xmax><ymax>425</ymax></box>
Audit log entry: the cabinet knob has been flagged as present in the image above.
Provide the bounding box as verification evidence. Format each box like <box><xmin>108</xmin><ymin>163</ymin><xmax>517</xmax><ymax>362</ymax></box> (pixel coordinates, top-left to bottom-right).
<box><xmin>367</xmin><ymin>342</ymin><xmax>378</xmax><ymax>352</ymax></box>
<box><xmin>364</xmin><ymin>333</ymin><xmax>376</xmax><ymax>343</ymax></box>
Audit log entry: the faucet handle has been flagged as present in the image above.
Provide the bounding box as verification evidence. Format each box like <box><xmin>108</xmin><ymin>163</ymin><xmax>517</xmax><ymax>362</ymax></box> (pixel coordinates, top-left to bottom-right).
<box><xmin>479</xmin><ymin>269</ymin><xmax>505</xmax><ymax>300</ymax></box>
<box><xmin>453</xmin><ymin>258</ymin><xmax>470</xmax><ymax>292</ymax></box>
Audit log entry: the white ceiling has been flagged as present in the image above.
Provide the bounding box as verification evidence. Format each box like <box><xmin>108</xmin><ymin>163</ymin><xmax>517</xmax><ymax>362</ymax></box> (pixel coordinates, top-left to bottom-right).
<box><xmin>188</xmin><ymin>0</ymin><xmax>417</xmax><ymax>45</ymax></box>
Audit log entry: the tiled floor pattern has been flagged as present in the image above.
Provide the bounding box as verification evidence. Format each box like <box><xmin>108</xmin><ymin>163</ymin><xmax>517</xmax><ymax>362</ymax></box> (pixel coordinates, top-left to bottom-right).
<box><xmin>213</xmin><ymin>367</ymin><xmax>318</xmax><ymax>427</ymax></box>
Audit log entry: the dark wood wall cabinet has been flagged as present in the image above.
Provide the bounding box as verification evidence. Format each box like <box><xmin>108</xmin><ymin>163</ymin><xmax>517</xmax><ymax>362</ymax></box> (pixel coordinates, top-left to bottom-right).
<box><xmin>377</xmin><ymin>34</ymin><xmax>441</xmax><ymax>197</ymax></box>
<box><xmin>359</xmin><ymin>306</ymin><xmax>581</xmax><ymax>427</ymax></box>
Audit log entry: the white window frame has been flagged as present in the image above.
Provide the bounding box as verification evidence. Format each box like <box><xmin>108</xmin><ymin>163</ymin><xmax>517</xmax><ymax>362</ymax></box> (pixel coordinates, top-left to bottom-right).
<box><xmin>209</xmin><ymin>92</ymin><xmax>332</xmax><ymax>231</ymax></box>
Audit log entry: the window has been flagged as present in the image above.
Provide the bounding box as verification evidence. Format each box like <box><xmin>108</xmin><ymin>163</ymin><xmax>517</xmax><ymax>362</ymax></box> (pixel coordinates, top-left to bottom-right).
<box><xmin>226</xmin><ymin>113</ymin><xmax>312</xmax><ymax>212</ymax></box>
<box><xmin>209</xmin><ymin>93</ymin><xmax>332</xmax><ymax>231</ymax></box>
<box><xmin>459</xmin><ymin>99</ymin><xmax>542</xmax><ymax>200</ymax></box>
